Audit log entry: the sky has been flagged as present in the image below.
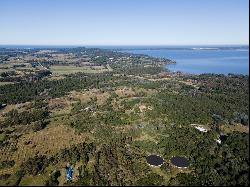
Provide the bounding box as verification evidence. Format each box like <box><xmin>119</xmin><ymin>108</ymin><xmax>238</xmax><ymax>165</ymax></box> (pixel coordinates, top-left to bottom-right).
<box><xmin>0</xmin><ymin>0</ymin><xmax>249</xmax><ymax>45</ymax></box>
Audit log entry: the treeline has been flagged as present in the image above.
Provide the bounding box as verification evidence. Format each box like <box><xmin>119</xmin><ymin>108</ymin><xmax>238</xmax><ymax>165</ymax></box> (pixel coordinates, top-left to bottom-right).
<box><xmin>0</xmin><ymin>70</ymin><xmax>52</xmax><ymax>83</ymax></box>
<box><xmin>145</xmin><ymin>73</ymin><xmax>249</xmax><ymax>126</ymax></box>
<box><xmin>0</xmin><ymin>73</ymin><xmax>113</xmax><ymax>104</ymax></box>
<box><xmin>2</xmin><ymin>108</ymin><xmax>49</xmax><ymax>128</ymax></box>
<box><xmin>197</xmin><ymin>74</ymin><xmax>249</xmax><ymax>95</ymax></box>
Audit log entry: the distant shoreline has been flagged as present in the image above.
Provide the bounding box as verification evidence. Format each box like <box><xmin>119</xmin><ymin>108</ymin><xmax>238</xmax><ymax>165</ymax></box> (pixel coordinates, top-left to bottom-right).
<box><xmin>0</xmin><ymin>46</ymin><xmax>248</xmax><ymax>76</ymax></box>
<box><xmin>0</xmin><ymin>44</ymin><xmax>248</xmax><ymax>50</ymax></box>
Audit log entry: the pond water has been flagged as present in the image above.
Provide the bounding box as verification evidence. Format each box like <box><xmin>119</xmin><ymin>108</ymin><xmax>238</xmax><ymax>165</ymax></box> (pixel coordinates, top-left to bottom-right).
<box><xmin>146</xmin><ymin>155</ymin><xmax>164</xmax><ymax>166</ymax></box>
<box><xmin>170</xmin><ymin>156</ymin><xmax>189</xmax><ymax>168</ymax></box>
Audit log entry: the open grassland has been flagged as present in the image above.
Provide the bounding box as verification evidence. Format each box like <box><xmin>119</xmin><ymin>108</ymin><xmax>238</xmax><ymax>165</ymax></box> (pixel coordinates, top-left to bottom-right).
<box><xmin>0</xmin><ymin>123</ymin><xmax>88</xmax><ymax>175</ymax></box>
<box><xmin>14</xmin><ymin>124</ymin><xmax>86</xmax><ymax>163</ymax></box>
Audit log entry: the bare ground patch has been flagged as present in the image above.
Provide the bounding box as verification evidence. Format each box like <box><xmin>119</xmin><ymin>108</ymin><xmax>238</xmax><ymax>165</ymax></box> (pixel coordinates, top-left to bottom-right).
<box><xmin>115</xmin><ymin>87</ymin><xmax>137</xmax><ymax>97</ymax></box>
<box><xmin>221</xmin><ymin>124</ymin><xmax>249</xmax><ymax>134</ymax></box>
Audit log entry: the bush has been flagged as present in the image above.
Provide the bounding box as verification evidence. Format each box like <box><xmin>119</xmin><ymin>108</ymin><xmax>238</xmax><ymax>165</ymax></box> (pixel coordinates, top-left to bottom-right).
<box><xmin>0</xmin><ymin>160</ymin><xmax>15</xmax><ymax>169</ymax></box>
<box><xmin>20</xmin><ymin>155</ymin><xmax>50</xmax><ymax>176</ymax></box>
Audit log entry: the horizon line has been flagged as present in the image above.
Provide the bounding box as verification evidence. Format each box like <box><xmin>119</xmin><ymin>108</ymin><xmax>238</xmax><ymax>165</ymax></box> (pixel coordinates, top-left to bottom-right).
<box><xmin>0</xmin><ymin>43</ymin><xmax>249</xmax><ymax>46</ymax></box>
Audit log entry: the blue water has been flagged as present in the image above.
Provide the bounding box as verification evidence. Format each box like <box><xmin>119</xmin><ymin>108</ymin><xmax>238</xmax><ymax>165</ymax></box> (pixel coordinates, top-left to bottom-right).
<box><xmin>122</xmin><ymin>47</ymin><xmax>249</xmax><ymax>75</ymax></box>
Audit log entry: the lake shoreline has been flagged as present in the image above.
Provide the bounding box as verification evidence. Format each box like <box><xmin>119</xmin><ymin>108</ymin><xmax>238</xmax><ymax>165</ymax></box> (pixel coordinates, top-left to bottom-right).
<box><xmin>120</xmin><ymin>47</ymin><xmax>249</xmax><ymax>75</ymax></box>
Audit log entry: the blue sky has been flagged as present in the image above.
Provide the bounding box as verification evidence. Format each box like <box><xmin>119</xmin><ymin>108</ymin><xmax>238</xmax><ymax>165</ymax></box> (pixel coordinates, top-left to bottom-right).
<box><xmin>0</xmin><ymin>0</ymin><xmax>249</xmax><ymax>45</ymax></box>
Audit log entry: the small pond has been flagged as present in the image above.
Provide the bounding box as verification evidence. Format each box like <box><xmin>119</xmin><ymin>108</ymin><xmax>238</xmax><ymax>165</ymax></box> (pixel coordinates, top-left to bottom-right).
<box><xmin>146</xmin><ymin>155</ymin><xmax>164</xmax><ymax>166</ymax></box>
<box><xmin>170</xmin><ymin>156</ymin><xmax>189</xmax><ymax>168</ymax></box>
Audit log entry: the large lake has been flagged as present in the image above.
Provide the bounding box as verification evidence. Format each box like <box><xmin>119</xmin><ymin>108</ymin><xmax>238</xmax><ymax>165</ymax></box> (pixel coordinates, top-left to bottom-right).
<box><xmin>121</xmin><ymin>47</ymin><xmax>249</xmax><ymax>75</ymax></box>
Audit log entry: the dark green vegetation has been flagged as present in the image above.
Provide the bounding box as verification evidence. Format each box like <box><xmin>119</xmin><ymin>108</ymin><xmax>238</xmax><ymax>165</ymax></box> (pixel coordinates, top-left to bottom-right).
<box><xmin>169</xmin><ymin>132</ymin><xmax>249</xmax><ymax>186</ymax></box>
<box><xmin>0</xmin><ymin>73</ymin><xmax>113</xmax><ymax>104</ymax></box>
<box><xmin>0</xmin><ymin>47</ymin><xmax>249</xmax><ymax>186</ymax></box>
<box><xmin>2</xmin><ymin>109</ymin><xmax>49</xmax><ymax>127</ymax></box>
